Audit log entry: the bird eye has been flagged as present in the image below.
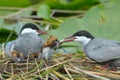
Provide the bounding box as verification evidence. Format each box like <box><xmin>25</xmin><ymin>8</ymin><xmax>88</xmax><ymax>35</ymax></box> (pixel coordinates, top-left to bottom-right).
<box><xmin>55</xmin><ymin>39</ymin><xmax>58</xmax><ymax>41</ymax></box>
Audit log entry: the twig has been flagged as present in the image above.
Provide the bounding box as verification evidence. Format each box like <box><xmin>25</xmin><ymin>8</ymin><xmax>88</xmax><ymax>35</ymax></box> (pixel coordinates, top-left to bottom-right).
<box><xmin>3</xmin><ymin>61</ymin><xmax>11</xmax><ymax>75</ymax></box>
<box><xmin>45</xmin><ymin>24</ymin><xmax>51</xmax><ymax>31</ymax></box>
<box><xmin>24</xmin><ymin>58</ymin><xmax>74</xmax><ymax>78</ymax></box>
<box><xmin>21</xmin><ymin>16</ymin><xmax>41</xmax><ymax>19</ymax></box>
<box><xmin>17</xmin><ymin>18</ymin><xmax>60</xmax><ymax>25</ymax></box>
<box><xmin>9</xmin><ymin>62</ymin><xmax>35</xmax><ymax>65</ymax></box>
<box><xmin>45</xmin><ymin>74</ymin><xmax>49</xmax><ymax>80</ymax></box>
<box><xmin>4</xmin><ymin>7</ymin><xmax>32</xmax><ymax>18</ymax></box>
<box><xmin>50</xmin><ymin>10</ymin><xmax>63</xmax><ymax>23</ymax></box>
<box><xmin>50</xmin><ymin>10</ymin><xmax>55</xmax><ymax>17</ymax></box>
<box><xmin>72</xmin><ymin>66</ymin><xmax>110</xmax><ymax>80</ymax></box>
<box><xmin>11</xmin><ymin>64</ymin><xmax>14</xmax><ymax>79</ymax></box>
<box><xmin>51</xmin><ymin>17</ymin><xmax>63</xmax><ymax>23</ymax></box>
<box><xmin>23</xmin><ymin>61</ymin><xmax>43</xmax><ymax>76</ymax></box>
<box><xmin>67</xmin><ymin>14</ymin><xmax>84</xmax><ymax>18</ymax></box>
<box><xmin>3</xmin><ymin>70</ymin><xmax>11</xmax><ymax>75</ymax></box>
<box><xmin>88</xmin><ymin>71</ymin><xmax>120</xmax><ymax>79</ymax></box>
<box><xmin>1</xmin><ymin>73</ymin><xmax>11</xmax><ymax>78</ymax></box>
<box><xmin>67</xmin><ymin>68</ymin><xmax>83</xmax><ymax>74</ymax></box>
<box><xmin>0</xmin><ymin>17</ymin><xmax>60</xmax><ymax>26</ymax></box>
<box><xmin>33</xmin><ymin>8</ymin><xmax>85</xmax><ymax>14</ymax></box>
<box><xmin>26</xmin><ymin>57</ymin><xmax>29</xmax><ymax>73</ymax></box>
<box><xmin>51</xmin><ymin>70</ymin><xmax>70</xmax><ymax>80</ymax></box>
<box><xmin>0</xmin><ymin>59</ymin><xmax>8</xmax><ymax>63</ymax></box>
<box><xmin>18</xmin><ymin>69</ymin><xmax>26</xmax><ymax>80</ymax></box>
<box><xmin>109</xmin><ymin>71</ymin><xmax>120</xmax><ymax>75</ymax></box>
<box><xmin>64</xmin><ymin>65</ymin><xmax>73</xmax><ymax>80</ymax></box>
<box><xmin>4</xmin><ymin>26</ymin><xmax>16</xmax><ymax>46</ymax></box>
<box><xmin>1</xmin><ymin>43</ymin><xmax>5</xmax><ymax>58</ymax></box>
<box><xmin>50</xmin><ymin>73</ymin><xmax>60</xmax><ymax>80</ymax></box>
<box><xmin>52</xmin><ymin>9</ymin><xmax>85</xmax><ymax>14</ymax></box>
<box><xmin>0</xmin><ymin>73</ymin><xmax>5</xmax><ymax>80</ymax></box>
<box><xmin>34</xmin><ymin>59</ymin><xmax>41</xmax><ymax>78</ymax></box>
<box><xmin>0</xmin><ymin>7</ymin><xmax>23</xmax><ymax>10</ymax></box>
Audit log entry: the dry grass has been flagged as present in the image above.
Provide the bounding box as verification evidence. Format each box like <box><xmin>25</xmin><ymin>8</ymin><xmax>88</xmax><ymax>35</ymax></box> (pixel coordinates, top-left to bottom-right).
<box><xmin>0</xmin><ymin>52</ymin><xmax>120</xmax><ymax>80</ymax></box>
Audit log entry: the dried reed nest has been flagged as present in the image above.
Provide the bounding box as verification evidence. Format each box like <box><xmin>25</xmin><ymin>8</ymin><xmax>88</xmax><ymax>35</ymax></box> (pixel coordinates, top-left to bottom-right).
<box><xmin>0</xmin><ymin>51</ymin><xmax>120</xmax><ymax>80</ymax></box>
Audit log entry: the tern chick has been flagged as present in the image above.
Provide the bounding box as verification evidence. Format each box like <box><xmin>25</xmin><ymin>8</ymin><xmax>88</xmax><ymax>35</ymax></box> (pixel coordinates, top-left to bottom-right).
<box><xmin>40</xmin><ymin>36</ymin><xmax>59</xmax><ymax>60</ymax></box>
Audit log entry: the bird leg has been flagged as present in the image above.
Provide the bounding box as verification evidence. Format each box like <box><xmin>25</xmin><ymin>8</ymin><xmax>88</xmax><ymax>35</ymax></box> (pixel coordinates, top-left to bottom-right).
<box><xmin>101</xmin><ymin>63</ymin><xmax>118</xmax><ymax>71</ymax></box>
<box><xmin>101</xmin><ymin>64</ymin><xmax>109</xmax><ymax>70</ymax></box>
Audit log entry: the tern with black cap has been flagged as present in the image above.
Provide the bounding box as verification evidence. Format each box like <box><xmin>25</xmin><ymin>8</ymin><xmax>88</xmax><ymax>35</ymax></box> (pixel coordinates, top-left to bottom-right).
<box><xmin>5</xmin><ymin>23</ymin><xmax>47</xmax><ymax>62</ymax></box>
<box><xmin>62</xmin><ymin>30</ymin><xmax>120</xmax><ymax>69</ymax></box>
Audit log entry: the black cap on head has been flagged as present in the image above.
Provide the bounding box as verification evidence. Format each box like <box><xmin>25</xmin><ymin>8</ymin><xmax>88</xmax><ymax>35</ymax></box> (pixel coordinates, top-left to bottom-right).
<box><xmin>20</xmin><ymin>23</ymin><xmax>39</xmax><ymax>33</ymax></box>
<box><xmin>72</xmin><ymin>30</ymin><xmax>95</xmax><ymax>39</ymax></box>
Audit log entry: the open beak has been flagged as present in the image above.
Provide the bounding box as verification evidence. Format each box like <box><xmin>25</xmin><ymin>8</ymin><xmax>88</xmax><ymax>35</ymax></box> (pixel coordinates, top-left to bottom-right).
<box><xmin>37</xmin><ymin>30</ymin><xmax>48</xmax><ymax>34</ymax></box>
<box><xmin>60</xmin><ymin>36</ymin><xmax>76</xmax><ymax>43</ymax></box>
<box><xmin>63</xmin><ymin>37</ymin><xmax>75</xmax><ymax>42</ymax></box>
<box><xmin>64</xmin><ymin>36</ymin><xmax>72</xmax><ymax>39</ymax></box>
<box><xmin>56</xmin><ymin>36</ymin><xmax>76</xmax><ymax>48</ymax></box>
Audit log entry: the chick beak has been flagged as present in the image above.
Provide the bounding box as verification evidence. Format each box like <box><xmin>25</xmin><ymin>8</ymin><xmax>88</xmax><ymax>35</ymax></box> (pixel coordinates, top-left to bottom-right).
<box><xmin>37</xmin><ymin>30</ymin><xmax>48</xmax><ymax>34</ymax></box>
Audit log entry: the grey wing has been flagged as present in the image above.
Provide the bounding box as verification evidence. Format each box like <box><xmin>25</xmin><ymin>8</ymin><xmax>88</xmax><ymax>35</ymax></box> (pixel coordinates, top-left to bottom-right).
<box><xmin>30</xmin><ymin>37</ymin><xmax>44</xmax><ymax>53</ymax></box>
<box><xmin>27</xmin><ymin>37</ymin><xmax>44</xmax><ymax>58</ymax></box>
<box><xmin>4</xmin><ymin>40</ymin><xmax>15</xmax><ymax>57</ymax></box>
<box><xmin>89</xmin><ymin>46</ymin><xmax>120</xmax><ymax>62</ymax></box>
<box><xmin>14</xmin><ymin>36</ymin><xmax>44</xmax><ymax>57</ymax></box>
<box><xmin>85</xmin><ymin>38</ymin><xmax>120</xmax><ymax>62</ymax></box>
<box><xmin>97</xmin><ymin>38</ymin><xmax>120</xmax><ymax>46</ymax></box>
<box><xmin>14</xmin><ymin>37</ymin><xmax>28</xmax><ymax>57</ymax></box>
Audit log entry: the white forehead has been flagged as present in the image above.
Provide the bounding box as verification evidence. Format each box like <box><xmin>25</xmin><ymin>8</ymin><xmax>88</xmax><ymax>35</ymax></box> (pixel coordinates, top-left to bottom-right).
<box><xmin>75</xmin><ymin>36</ymin><xmax>88</xmax><ymax>39</ymax></box>
<box><xmin>74</xmin><ymin>36</ymin><xmax>90</xmax><ymax>41</ymax></box>
<box><xmin>21</xmin><ymin>28</ymin><xmax>38</xmax><ymax>34</ymax></box>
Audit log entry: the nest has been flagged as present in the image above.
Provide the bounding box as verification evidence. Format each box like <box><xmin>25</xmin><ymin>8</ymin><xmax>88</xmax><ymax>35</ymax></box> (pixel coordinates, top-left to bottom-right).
<box><xmin>0</xmin><ymin>52</ymin><xmax>120</xmax><ymax>80</ymax></box>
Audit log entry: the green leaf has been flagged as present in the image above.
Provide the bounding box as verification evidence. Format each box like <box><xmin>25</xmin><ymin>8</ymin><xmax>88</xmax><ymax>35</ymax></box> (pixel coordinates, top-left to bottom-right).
<box><xmin>0</xmin><ymin>28</ymin><xmax>17</xmax><ymax>43</ymax></box>
<box><xmin>49</xmin><ymin>0</ymin><xmax>120</xmax><ymax>40</ymax></box>
<box><xmin>45</xmin><ymin>0</ymin><xmax>99</xmax><ymax>10</ymax></box>
<box><xmin>48</xmin><ymin>18</ymin><xmax>81</xmax><ymax>53</ymax></box>
<box><xmin>78</xmin><ymin>0</ymin><xmax>120</xmax><ymax>40</ymax></box>
<box><xmin>37</xmin><ymin>4</ymin><xmax>51</xmax><ymax>20</ymax></box>
<box><xmin>0</xmin><ymin>0</ymin><xmax>31</xmax><ymax>7</ymax></box>
<box><xmin>48</xmin><ymin>18</ymin><xmax>81</xmax><ymax>40</ymax></box>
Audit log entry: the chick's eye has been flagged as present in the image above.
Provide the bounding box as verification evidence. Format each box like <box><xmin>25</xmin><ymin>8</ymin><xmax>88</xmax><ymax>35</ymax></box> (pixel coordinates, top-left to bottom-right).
<box><xmin>52</xmin><ymin>39</ymin><xmax>58</xmax><ymax>43</ymax></box>
<box><xmin>55</xmin><ymin>39</ymin><xmax>58</xmax><ymax>41</ymax></box>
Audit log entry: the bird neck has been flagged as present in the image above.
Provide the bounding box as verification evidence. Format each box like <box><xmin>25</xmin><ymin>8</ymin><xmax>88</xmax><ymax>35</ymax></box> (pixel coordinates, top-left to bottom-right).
<box><xmin>81</xmin><ymin>38</ymin><xmax>91</xmax><ymax>47</ymax></box>
<box><xmin>75</xmin><ymin>36</ymin><xmax>92</xmax><ymax>47</ymax></box>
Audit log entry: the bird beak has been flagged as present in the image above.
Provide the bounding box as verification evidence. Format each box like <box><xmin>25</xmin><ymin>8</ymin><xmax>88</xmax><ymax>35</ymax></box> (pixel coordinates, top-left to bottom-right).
<box><xmin>60</xmin><ymin>36</ymin><xmax>76</xmax><ymax>43</ymax></box>
<box><xmin>64</xmin><ymin>36</ymin><xmax>73</xmax><ymax>39</ymax></box>
<box><xmin>37</xmin><ymin>30</ymin><xmax>48</xmax><ymax>34</ymax></box>
<box><xmin>56</xmin><ymin>36</ymin><xmax>75</xmax><ymax>48</ymax></box>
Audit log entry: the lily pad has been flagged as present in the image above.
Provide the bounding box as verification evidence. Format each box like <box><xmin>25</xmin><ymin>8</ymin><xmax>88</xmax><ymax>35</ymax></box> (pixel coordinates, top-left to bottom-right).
<box><xmin>50</xmin><ymin>0</ymin><xmax>120</xmax><ymax>40</ymax></box>
<box><xmin>37</xmin><ymin>4</ymin><xmax>51</xmax><ymax>20</ymax></box>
